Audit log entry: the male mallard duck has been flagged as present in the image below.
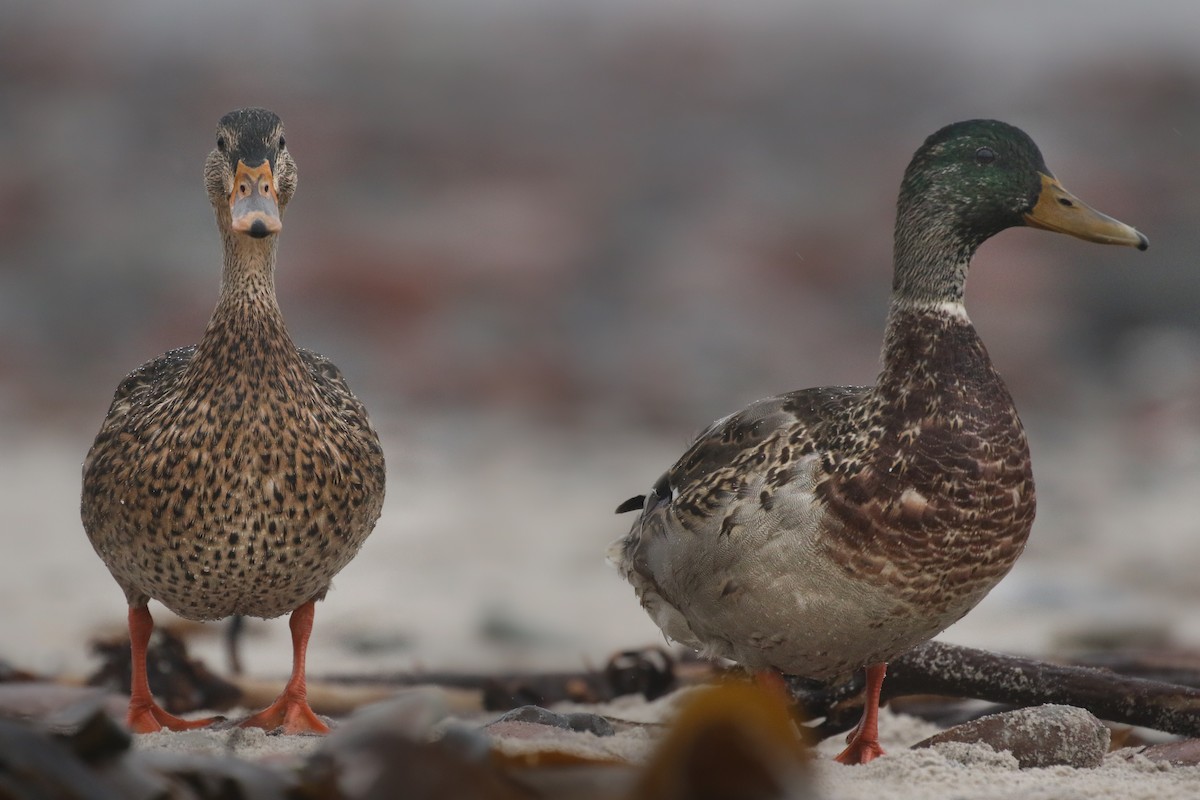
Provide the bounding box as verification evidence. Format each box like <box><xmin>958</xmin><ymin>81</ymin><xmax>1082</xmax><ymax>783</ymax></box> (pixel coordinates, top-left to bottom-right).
<box><xmin>82</xmin><ymin>108</ymin><xmax>386</xmax><ymax>735</ymax></box>
<box><xmin>611</xmin><ymin>120</ymin><xmax>1147</xmax><ymax>764</ymax></box>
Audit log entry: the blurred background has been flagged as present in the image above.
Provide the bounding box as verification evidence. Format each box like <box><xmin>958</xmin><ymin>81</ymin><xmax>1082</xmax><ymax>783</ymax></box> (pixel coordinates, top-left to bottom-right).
<box><xmin>0</xmin><ymin>0</ymin><xmax>1197</xmax><ymax>682</ymax></box>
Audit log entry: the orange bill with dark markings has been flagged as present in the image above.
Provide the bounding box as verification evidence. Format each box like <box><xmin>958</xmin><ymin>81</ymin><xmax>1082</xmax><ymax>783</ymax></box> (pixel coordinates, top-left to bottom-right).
<box><xmin>230</xmin><ymin>160</ymin><xmax>281</xmax><ymax>238</ymax></box>
<box><xmin>1023</xmin><ymin>173</ymin><xmax>1148</xmax><ymax>250</ymax></box>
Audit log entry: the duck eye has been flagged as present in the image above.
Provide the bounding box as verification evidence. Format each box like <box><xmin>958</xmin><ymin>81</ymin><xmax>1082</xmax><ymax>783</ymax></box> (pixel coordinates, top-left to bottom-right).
<box><xmin>278</xmin><ymin>136</ymin><xmax>286</xmax><ymax>149</ymax></box>
<box><xmin>974</xmin><ymin>147</ymin><xmax>996</xmax><ymax>165</ymax></box>
<box><xmin>217</xmin><ymin>135</ymin><xmax>227</xmax><ymax>152</ymax></box>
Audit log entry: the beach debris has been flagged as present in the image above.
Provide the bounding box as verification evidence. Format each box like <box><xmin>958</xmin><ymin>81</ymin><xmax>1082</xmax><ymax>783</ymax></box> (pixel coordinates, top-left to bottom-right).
<box><xmin>69</xmin><ymin>631</ymin><xmax>1200</xmax><ymax>746</ymax></box>
<box><xmin>1118</xmin><ymin>738</ymin><xmax>1200</xmax><ymax>766</ymax></box>
<box><xmin>0</xmin><ymin>683</ymin><xmax>128</xmax><ymax>726</ymax></box>
<box><xmin>12</xmin><ymin>654</ymin><xmax>1199</xmax><ymax>797</ymax></box>
<box><xmin>0</xmin><ymin>716</ymin><xmax>128</xmax><ymax>800</ymax></box>
<box><xmin>131</xmin><ymin>749</ymin><xmax>298</xmax><ymax>800</ymax></box>
<box><xmin>628</xmin><ymin>680</ymin><xmax>811</xmax><ymax>800</ymax></box>
<box><xmin>492</xmin><ymin>705</ymin><xmax>616</xmax><ymax>737</ymax></box>
<box><xmin>308</xmin><ymin>734</ymin><xmax>535</xmax><ymax>800</ymax></box>
<box><xmin>481</xmin><ymin>670</ymin><xmax>612</xmax><ymax>711</ymax></box>
<box><xmin>303</xmin><ymin>689</ymin><xmax>532</xmax><ymax>799</ymax></box>
<box><xmin>605</xmin><ymin>647</ymin><xmax>675</xmax><ymax>702</ymax></box>
<box><xmin>912</xmin><ymin>704</ymin><xmax>1109</xmax><ymax>768</ymax></box>
<box><xmin>316</xmin><ymin>646</ymin><xmax>679</xmax><ymax>712</ymax></box>
<box><xmin>0</xmin><ymin>697</ymin><xmax>291</xmax><ymax>800</ymax></box>
<box><xmin>44</xmin><ymin>692</ymin><xmax>132</xmax><ymax>760</ymax></box>
<box><xmin>88</xmin><ymin>627</ymin><xmax>241</xmax><ymax>714</ymax></box>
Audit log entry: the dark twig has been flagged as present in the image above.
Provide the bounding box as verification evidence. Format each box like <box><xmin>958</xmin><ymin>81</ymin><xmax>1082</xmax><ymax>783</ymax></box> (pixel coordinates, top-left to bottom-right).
<box><xmin>318</xmin><ymin>647</ymin><xmax>680</xmax><ymax>711</ymax></box>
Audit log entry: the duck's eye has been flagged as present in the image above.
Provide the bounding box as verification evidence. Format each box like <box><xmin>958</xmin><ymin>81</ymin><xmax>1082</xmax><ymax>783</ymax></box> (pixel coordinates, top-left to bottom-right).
<box><xmin>278</xmin><ymin>136</ymin><xmax>286</xmax><ymax>149</ymax></box>
<box><xmin>217</xmin><ymin>135</ymin><xmax>227</xmax><ymax>152</ymax></box>
<box><xmin>974</xmin><ymin>147</ymin><xmax>996</xmax><ymax>165</ymax></box>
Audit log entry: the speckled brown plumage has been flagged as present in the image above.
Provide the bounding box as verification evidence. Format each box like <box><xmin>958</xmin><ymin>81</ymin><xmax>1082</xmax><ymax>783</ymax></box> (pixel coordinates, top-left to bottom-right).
<box><xmin>82</xmin><ymin>318</ymin><xmax>384</xmax><ymax>621</ymax></box>
<box><xmin>610</xmin><ymin>120</ymin><xmax>1147</xmax><ymax>763</ymax></box>
<box><xmin>81</xmin><ymin>108</ymin><xmax>385</xmax><ymax>734</ymax></box>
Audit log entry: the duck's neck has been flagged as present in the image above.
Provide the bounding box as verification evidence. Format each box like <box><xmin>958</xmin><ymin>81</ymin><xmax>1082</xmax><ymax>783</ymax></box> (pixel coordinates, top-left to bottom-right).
<box><xmin>879</xmin><ymin>190</ymin><xmax>1008</xmax><ymax>397</ymax></box>
<box><xmin>193</xmin><ymin>228</ymin><xmax>299</xmax><ymax>368</ymax></box>
<box><xmin>890</xmin><ymin>190</ymin><xmax>983</xmax><ymax>307</ymax></box>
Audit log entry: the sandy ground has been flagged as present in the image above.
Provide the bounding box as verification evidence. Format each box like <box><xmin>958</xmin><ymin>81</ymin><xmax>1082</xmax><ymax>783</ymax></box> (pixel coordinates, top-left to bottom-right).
<box><xmin>2</xmin><ymin>407</ymin><xmax>1199</xmax><ymax>797</ymax></box>
<box><xmin>124</xmin><ymin>692</ymin><xmax>1200</xmax><ymax>799</ymax></box>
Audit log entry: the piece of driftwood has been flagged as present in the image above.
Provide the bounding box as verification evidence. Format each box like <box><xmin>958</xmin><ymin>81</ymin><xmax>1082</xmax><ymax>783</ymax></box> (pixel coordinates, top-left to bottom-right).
<box><xmin>231</xmin><ymin>676</ymin><xmax>454</xmax><ymax>717</ymax></box>
<box><xmin>788</xmin><ymin>640</ymin><xmax>1200</xmax><ymax>740</ymax></box>
<box><xmin>1068</xmin><ymin>649</ymin><xmax>1200</xmax><ymax>689</ymax></box>
<box><xmin>316</xmin><ymin>647</ymin><xmax>680</xmax><ymax>712</ymax></box>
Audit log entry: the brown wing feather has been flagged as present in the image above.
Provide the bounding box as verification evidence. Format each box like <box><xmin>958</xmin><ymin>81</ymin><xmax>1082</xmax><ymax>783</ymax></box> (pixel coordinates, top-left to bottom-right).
<box><xmin>660</xmin><ymin>386</ymin><xmax>868</xmax><ymax>525</ymax></box>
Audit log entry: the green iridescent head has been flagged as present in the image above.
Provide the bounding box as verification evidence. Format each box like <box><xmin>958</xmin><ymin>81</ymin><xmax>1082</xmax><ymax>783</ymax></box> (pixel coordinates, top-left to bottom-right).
<box><xmin>893</xmin><ymin>119</ymin><xmax>1147</xmax><ymax>303</ymax></box>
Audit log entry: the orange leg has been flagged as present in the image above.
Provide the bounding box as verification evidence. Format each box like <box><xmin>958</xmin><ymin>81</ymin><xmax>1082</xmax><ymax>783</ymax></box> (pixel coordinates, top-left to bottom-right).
<box><xmin>834</xmin><ymin>662</ymin><xmax>887</xmax><ymax>765</ymax></box>
<box><xmin>126</xmin><ymin>605</ymin><xmax>220</xmax><ymax>733</ymax></box>
<box><xmin>238</xmin><ymin>599</ymin><xmax>329</xmax><ymax>734</ymax></box>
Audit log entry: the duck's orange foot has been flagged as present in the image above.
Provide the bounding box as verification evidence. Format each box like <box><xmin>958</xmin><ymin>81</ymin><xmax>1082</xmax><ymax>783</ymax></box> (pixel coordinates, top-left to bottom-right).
<box><xmin>834</xmin><ymin>735</ymin><xmax>885</xmax><ymax>765</ymax></box>
<box><xmin>127</xmin><ymin>700</ymin><xmax>222</xmax><ymax>734</ymax></box>
<box><xmin>239</xmin><ymin>695</ymin><xmax>330</xmax><ymax>735</ymax></box>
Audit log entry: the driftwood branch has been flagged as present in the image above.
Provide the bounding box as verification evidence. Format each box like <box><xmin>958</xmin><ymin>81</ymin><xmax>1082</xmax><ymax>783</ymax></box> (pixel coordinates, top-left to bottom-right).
<box><xmin>788</xmin><ymin>640</ymin><xmax>1200</xmax><ymax>740</ymax></box>
<box><xmin>311</xmin><ymin>647</ymin><xmax>682</xmax><ymax>712</ymax></box>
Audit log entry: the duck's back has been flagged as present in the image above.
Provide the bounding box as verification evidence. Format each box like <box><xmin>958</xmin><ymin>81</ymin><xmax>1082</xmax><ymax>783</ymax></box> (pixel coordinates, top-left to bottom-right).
<box><xmin>82</xmin><ymin>337</ymin><xmax>386</xmax><ymax>621</ymax></box>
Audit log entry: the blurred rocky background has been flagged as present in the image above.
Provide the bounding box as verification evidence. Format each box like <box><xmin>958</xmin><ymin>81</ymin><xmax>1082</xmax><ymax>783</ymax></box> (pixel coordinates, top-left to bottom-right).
<box><xmin>0</xmin><ymin>0</ymin><xmax>1197</xmax><ymax>679</ymax></box>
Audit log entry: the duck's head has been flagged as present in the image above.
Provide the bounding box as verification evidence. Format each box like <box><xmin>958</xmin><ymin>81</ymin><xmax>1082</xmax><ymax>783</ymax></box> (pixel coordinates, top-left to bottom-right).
<box><xmin>204</xmin><ymin>108</ymin><xmax>296</xmax><ymax>240</ymax></box>
<box><xmin>894</xmin><ymin>119</ymin><xmax>1147</xmax><ymax>303</ymax></box>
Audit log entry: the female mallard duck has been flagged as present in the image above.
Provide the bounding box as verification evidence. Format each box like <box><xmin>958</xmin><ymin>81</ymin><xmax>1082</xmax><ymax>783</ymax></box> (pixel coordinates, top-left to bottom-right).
<box><xmin>611</xmin><ymin>120</ymin><xmax>1147</xmax><ymax>764</ymax></box>
<box><xmin>82</xmin><ymin>108</ymin><xmax>386</xmax><ymax>735</ymax></box>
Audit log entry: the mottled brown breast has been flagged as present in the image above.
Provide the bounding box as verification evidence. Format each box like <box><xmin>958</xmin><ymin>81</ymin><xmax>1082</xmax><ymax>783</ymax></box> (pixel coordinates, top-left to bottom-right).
<box><xmin>812</xmin><ymin>308</ymin><xmax>1035</xmax><ymax>613</ymax></box>
<box><xmin>82</xmin><ymin>311</ymin><xmax>385</xmax><ymax>621</ymax></box>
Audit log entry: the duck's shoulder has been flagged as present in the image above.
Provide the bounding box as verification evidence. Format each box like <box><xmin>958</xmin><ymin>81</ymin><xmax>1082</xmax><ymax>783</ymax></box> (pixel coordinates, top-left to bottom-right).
<box><xmin>84</xmin><ymin>346</ymin><xmax>197</xmax><ymax>468</ymax></box>
<box><xmin>297</xmin><ymin>348</ymin><xmax>381</xmax><ymax>437</ymax></box>
<box><xmin>106</xmin><ymin>345</ymin><xmax>197</xmax><ymax>416</ymax></box>
<box><xmin>298</xmin><ymin>348</ymin><xmax>353</xmax><ymax>396</ymax></box>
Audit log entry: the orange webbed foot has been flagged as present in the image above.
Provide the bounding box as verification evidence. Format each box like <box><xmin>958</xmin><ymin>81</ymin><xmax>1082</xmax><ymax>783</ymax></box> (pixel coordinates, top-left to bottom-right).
<box><xmin>238</xmin><ymin>695</ymin><xmax>330</xmax><ymax>735</ymax></box>
<box><xmin>833</xmin><ymin>662</ymin><xmax>888</xmax><ymax>765</ymax></box>
<box><xmin>833</xmin><ymin>735</ymin><xmax>885</xmax><ymax>765</ymax></box>
<box><xmin>127</xmin><ymin>701</ymin><xmax>222</xmax><ymax>734</ymax></box>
